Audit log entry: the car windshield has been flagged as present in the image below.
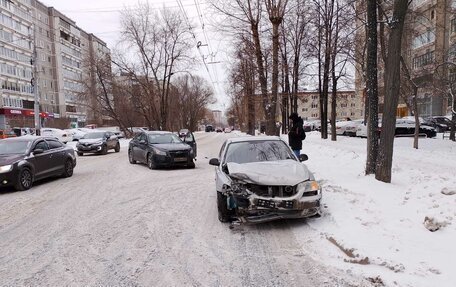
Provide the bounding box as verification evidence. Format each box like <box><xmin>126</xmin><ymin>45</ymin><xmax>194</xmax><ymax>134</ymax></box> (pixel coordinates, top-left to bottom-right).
<box><xmin>82</xmin><ymin>132</ymin><xmax>105</xmax><ymax>139</ymax></box>
<box><xmin>148</xmin><ymin>134</ymin><xmax>182</xmax><ymax>144</ymax></box>
<box><xmin>224</xmin><ymin>140</ymin><xmax>294</xmax><ymax>164</ymax></box>
<box><xmin>0</xmin><ymin>141</ymin><xmax>31</xmax><ymax>155</ymax></box>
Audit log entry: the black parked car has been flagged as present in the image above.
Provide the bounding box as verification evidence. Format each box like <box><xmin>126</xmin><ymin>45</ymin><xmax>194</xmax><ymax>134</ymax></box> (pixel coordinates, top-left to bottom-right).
<box><xmin>128</xmin><ymin>131</ymin><xmax>195</xmax><ymax>169</ymax></box>
<box><xmin>0</xmin><ymin>136</ymin><xmax>76</xmax><ymax>191</ymax></box>
<box><xmin>76</xmin><ymin>131</ymin><xmax>120</xmax><ymax>156</ymax></box>
<box><xmin>395</xmin><ymin>120</ymin><xmax>437</xmax><ymax>138</ymax></box>
<box><xmin>423</xmin><ymin>116</ymin><xmax>452</xmax><ymax>132</ymax></box>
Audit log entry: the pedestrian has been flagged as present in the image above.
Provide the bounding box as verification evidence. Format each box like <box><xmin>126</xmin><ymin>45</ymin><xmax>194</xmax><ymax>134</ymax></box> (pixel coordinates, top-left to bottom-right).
<box><xmin>288</xmin><ymin>112</ymin><xmax>306</xmax><ymax>159</ymax></box>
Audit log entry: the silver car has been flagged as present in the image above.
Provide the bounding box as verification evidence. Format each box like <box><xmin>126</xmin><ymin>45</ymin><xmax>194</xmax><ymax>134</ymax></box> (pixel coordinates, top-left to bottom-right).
<box><xmin>209</xmin><ymin>136</ymin><xmax>322</xmax><ymax>224</ymax></box>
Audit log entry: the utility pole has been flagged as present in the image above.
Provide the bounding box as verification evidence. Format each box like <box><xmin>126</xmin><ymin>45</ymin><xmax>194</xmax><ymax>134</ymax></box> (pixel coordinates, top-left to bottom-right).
<box><xmin>31</xmin><ymin>23</ymin><xmax>40</xmax><ymax>135</ymax></box>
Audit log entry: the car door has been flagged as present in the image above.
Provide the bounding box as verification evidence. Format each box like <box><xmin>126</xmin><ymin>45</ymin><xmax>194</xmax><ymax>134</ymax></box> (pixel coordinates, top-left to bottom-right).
<box><xmin>30</xmin><ymin>140</ymin><xmax>52</xmax><ymax>179</ymax></box>
<box><xmin>185</xmin><ymin>132</ymin><xmax>197</xmax><ymax>157</ymax></box>
<box><xmin>46</xmin><ymin>139</ymin><xmax>66</xmax><ymax>175</ymax></box>
<box><xmin>104</xmin><ymin>132</ymin><xmax>112</xmax><ymax>149</ymax></box>
<box><xmin>132</xmin><ymin>133</ymin><xmax>148</xmax><ymax>163</ymax></box>
<box><xmin>137</xmin><ymin>133</ymin><xmax>149</xmax><ymax>162</ymax></box>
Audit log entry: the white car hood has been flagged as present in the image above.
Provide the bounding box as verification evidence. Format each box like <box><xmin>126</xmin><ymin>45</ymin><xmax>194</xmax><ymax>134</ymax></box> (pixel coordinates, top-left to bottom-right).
<box><xmin>227</xmin><ymin>159</ymin><xmax>310</xmax><ymax>186</ymax></box>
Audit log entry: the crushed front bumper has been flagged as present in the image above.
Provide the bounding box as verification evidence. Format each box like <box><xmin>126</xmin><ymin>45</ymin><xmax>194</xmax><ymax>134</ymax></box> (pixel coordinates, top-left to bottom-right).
<box><xmin>238</xmin><ymin>198</ymin><xmax>320</xmax><ymax>223</ymax></box>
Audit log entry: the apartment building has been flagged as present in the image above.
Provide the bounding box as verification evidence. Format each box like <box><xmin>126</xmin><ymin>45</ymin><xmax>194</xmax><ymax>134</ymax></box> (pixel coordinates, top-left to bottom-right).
<box><xmin>404</xmin><ymin>0</ymin><xmax>455</xmax><ymax>117</ymax></box>
<box><xmin>0</xmin><ymin>0</ymin><xmax>110</xmax><ymax>130</ymax></box>
<box><xmin>0</xmin><ymin>0</ymin><xmax>34</xmax><ymax>129</ymax></box>
<box><xmin>355</xmin><ymin>0</ymin><xmax>455</xmax><ymax>118</ymax></box>
<box><xmin>296</xmin><ymin>90</ymin><xmax>363</xmax><ymax>121</ymax></box>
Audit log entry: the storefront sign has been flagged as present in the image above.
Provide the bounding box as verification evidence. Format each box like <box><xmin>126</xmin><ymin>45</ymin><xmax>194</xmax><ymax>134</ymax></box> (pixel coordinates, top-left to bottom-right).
<box><xmin>0</xmin><ymin>108</ymin><xmax>49</xmax><ymax>118</ymax></box>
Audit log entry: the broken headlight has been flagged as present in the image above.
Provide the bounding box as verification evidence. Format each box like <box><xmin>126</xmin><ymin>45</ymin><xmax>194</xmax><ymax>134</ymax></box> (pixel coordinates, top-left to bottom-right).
<box><xmin>297</xmin><ymin>181</ymin><xmax>321</xmax><ymax>197</ymax></box>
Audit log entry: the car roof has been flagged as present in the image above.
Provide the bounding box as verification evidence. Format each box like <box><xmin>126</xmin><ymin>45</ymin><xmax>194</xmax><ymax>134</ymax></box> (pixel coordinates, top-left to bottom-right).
<box><xmin>225</xmin><ymin>136</ymin><xmax>282</xmax><ymax>144</ymax></box>
<box><xmin>145</xmin><ymin>131</ymin><xmax>173</xmax><ymax>135</ymax></box>
<box><xmin>0</xmin><ymin>135</ymin><xmax>58</xmax><ymax>142</ymax></box>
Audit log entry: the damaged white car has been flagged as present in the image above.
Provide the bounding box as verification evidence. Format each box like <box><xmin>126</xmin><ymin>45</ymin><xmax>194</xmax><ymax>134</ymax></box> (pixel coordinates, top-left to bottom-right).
<box><xmin>209</xmin><ymin>136</ymin><xmax>322</xmax><ymax>224</ymax></box>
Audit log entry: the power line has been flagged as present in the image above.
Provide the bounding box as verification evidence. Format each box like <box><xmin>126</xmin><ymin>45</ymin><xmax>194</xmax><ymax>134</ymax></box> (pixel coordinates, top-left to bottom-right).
<box><xmin>175</xmin><ymin>0</ymin><xmax>216</xmax><ymax>90</ymax></box>
<box><xmin>59</xmin><ymin>2</ymin><xmax>198</xmax><ymax>13</ymax></box>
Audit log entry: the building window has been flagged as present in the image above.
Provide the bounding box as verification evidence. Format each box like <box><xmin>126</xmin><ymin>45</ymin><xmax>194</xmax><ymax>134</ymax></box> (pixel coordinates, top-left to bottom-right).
<box><xmin>412</xmin><ymin>29</ymin><xmax>435</xmax><ymax>49</ymax></box>
<box><xmin>413</xmin><ymin>50</ymin><xmax>434</xmax><ymax>69</ymax></box>
<box><xmin>451</xmin><ymin>18</ymin><xmax>456</xmax><ymax>34</ymax></box>
<box><xmin>430</xmin><ymin>10</ymin><xmax>434</xmax><ymax>20</ymax></box>
<box><xmin>311</xmin><ymin>95</ymin><xmax>318</xmax><ymax>99</ymax></box>
<box><xmin>351</xmin><ymin>103</ymin><xmax>356</xmax><ymax>107</ymax></box>
<box><xmin>311</xmin><ymin>103</ymin><xmax>318</xmax><ymax>108</ymax></box>
<box><xmin>302</xmin><ymin>108</ymin><xmax>308</xmax><ymax>112</ymax></box>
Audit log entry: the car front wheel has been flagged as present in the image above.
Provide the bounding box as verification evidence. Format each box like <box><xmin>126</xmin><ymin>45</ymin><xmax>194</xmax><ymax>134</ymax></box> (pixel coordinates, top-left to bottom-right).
<box><xmin>114</xmin><ymin>142</ymin><xmax>120</xmax><ymax>152</ymax></box>
<box><xmin>101</xmin><ymin>145</ymin><xmax>108</xmax><ymax>155</ymax></box>
<box><xmin>217</xmin><ymin>192</ymin><xmax>233</xmax><ymax>222</ymax></box>
<box><xmin>147</xmin><ymin>153</ymin><xmax>156</xmax><ymax>170</ymax></box>
<box><xmin>187</xmin><ymin>159</ymin><xmax>195</xmax><ymax>169</ymax></box>
<box><xmin>128</xmin><ymin>149</ymin><xmax>136</xmax><ymax>164</ymax></box>
<box><xmin>15</xmin><ymin>168</ymin><xmax>33</xmax><ymax>191</ymax></box>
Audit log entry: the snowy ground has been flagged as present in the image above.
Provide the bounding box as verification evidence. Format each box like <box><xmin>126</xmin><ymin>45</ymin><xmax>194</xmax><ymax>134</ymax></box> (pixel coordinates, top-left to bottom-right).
<box><xmin>287</xmin><ymin>132</ymin><xmax>456</xmax><ymax>287</ymax></box>
<box><xmin>0</xmin><ymin>133</ymin><xmax>371</xmax><ymax>286</ymax></box>
<box><xmin>0</xmin><ymin>132</ymin><xmax>454</xmax><ymax>286</ymax></box>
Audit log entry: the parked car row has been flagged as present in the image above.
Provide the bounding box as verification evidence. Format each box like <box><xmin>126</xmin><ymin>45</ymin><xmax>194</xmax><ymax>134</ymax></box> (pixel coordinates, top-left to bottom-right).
<box><xmin>0</xmin><ymin>127</ymin><xmax>200</xmax><ymax>192</ymax></box>
<box><xmin>321</xmin><ymin>117</ymin><xmax>441</xmax><ymax>138</ymax></box>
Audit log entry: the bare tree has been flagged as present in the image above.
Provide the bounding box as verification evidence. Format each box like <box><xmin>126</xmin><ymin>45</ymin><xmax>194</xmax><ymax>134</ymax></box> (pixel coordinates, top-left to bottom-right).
<box><xmin>364</xmin><ymin>0</ymin><xmax>379</xmax><ymax>174</ymax></box>
<box><xmin>434</xmin><ymin>61</ymin><xmax>456</xmax><ymax>141</ymax></box>
<box><xmin>174</xmin><ymin>75</ymin><xmax>216</xmax><ymax>131</ymax></box>
<box><xmin>375</xmin><ymin>0</ymin><xmax>410</xmax><ymax>183</ymax></box>
<box><xmin>228</xmin><ymin>35</ymin><xmax>258</xmax><ymax>135</ymax></box>
<box><xmin>280</xmin><ymin>0</ymin><xmax>312</xmax><ymax>133</ymax></box>
<box><xmin>117</xmin><ymin>3</ymin><xmax>194</xmax><ymax>130</ymax></box>
<box><xmin>264</xmin><ymin>0</ymin><xmax>288</xmax><ymax>135</ymax></box>
<box><xmin>78</xmin><ymin>54</ymin><xmax>131</xmax><ymax>134</ymax></box>
<box><xmin>400</xmin><ymin>56</ymin><xmax>420</xmax><ymax>148</ymax></box>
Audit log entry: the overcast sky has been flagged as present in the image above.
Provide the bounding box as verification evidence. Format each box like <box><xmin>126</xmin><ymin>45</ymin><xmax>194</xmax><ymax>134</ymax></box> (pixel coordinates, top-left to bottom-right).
<box><xmin>40</xmin><ymin>0</ymin><xmax>230</xmax><ymax>111</ymax></box>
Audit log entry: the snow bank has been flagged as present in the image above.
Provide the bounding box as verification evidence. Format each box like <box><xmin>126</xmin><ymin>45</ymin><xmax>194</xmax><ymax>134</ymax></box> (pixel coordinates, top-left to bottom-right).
<box><xmin>284</xmin><ymin>132</ymin><xmax>456</xmax><ymax>287</ymax></box>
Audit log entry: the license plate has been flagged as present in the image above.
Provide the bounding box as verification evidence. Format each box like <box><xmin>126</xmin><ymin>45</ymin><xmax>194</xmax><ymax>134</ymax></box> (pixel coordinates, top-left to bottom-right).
<box><xmin>174</xmin><ymin>157</ymin><xmax>187</xmax><ymax>162</ymax></box>
<box><xmin>257</xmin><ymin>199</ymin><xmax>276</xmax><ymax>208</ymax></box>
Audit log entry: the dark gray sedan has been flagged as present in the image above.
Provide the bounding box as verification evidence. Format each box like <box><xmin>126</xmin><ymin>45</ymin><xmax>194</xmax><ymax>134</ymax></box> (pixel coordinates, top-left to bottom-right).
<box><xmin>0</xmin><ymin>136</ymin><xmax>76</xmax><ymax>191</ymax></box>
<box><xmin>128</xmin><ymin>131</ymin><xmax>195</xmax><ymax>169</ymax></box>
<box><xmin>76</xmin><ymin>131</ymin><xmax>120</xmax><ymax>156</ymax></box>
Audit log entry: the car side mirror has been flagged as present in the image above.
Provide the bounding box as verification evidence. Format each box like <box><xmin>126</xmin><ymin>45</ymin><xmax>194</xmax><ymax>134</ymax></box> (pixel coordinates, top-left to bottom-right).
<box><xmin>33</xmin><ymin>149</ymin><xmax>44</xmax><ymax>155</ymax></box>
<box><xmin>109</xmin><ymin>135</ymin><xmax>117</xmax><ymax>140</ymax></box>
<box><xmin>209</xmin><ymin>158</ymin><xmax>220</xmax><ymax>166</ymax></box>
<box><xmin>299</xmin><ymin>154</ymin><xmax>308</xmax><ymax>162</ymax></box>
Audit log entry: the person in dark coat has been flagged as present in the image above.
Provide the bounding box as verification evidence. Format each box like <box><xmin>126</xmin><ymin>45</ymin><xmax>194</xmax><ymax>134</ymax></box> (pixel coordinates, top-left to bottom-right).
<box><xmin>288</xmin><ymin>113</ymin><xmax>305</xmax><ymax>158</ymax></box>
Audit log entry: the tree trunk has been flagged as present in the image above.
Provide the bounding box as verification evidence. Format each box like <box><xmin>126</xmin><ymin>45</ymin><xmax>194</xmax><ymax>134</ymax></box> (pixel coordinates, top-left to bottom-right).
<box><xmin>375</xmin><ymin>0</ymin><xmax>409</xmax><ymax>183</ymax></box>
<box><xmin>412</xmin><ymin>88</ymin><xmax>419</xmax><ymax>149</ymax></box>
<box><xmin>331</xmin><ymin>67</ymin><xmax>337</xmax><ymax>141</ymax></box>
<box><xmin>365</xmin><ymin>0</ymin><xmax>379</xmax><ymax>175</ymax></box>
<box><xmin>268</xmin><ymin>21</ymin><xmax>280</xmax><ymax>135</ymax></box>
<box><xmin>450</xmin><ymin>92</ymin><xmax>456</xmax><ymax>141</ymax></box>
<box><xmin>251</xmin><ymin>24</ymin><xmax>269</xmax><ymax>133</ymax></box>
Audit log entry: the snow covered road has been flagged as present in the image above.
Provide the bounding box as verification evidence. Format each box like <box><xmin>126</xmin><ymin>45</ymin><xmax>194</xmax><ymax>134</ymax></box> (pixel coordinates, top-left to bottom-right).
<box><xmin>0</xmin><ymin>132</ymin><xmax>371</xmax><ymax>286</ymax></box>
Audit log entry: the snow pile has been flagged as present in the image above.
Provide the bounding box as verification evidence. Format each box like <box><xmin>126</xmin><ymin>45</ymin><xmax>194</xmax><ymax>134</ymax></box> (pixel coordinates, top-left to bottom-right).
<box><xmin>283</xmin><ymin>132</ymin><xmax>456</xmax><ymax>287</ymax></box>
